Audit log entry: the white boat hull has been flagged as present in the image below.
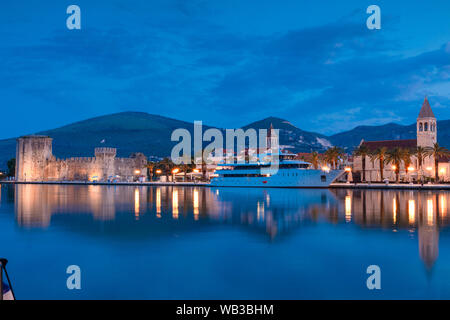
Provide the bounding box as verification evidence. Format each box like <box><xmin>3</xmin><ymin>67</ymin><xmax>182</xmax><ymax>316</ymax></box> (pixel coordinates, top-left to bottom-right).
<box><xmin>210</xmin><ymin>169</ymin><xmax>344</xmax><ymax>188</ymax></box>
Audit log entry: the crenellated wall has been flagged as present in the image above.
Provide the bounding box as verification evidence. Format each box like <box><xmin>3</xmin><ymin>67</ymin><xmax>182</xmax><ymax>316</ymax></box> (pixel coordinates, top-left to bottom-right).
<box><xmin>16</xmin><ymin>136</ymin><xmax>148</xmax><ymax>182</ymax></box>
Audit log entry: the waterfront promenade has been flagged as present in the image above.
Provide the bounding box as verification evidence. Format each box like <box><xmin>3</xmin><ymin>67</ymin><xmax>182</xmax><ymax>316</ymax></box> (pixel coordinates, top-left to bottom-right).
<box><xmin>330</xmin><ymin>182</ymin><xmax>450</xmax><ymax>190</ymax></box>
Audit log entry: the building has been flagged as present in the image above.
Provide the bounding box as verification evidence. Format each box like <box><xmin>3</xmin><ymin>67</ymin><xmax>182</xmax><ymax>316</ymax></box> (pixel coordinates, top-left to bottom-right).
<box><xmin>194</xmin><ymin>124</ymin><xmax>281</xmax><ymax>179</ymax></box>
<box><xmin>353</xmin><ymin>97</ymin><xmax>449</xmax><ymax>182</ymax></box>
<box><xmin>15</xmin><ymin>136</ymin><xmax>148</xmax><ymax>182</ymax></box>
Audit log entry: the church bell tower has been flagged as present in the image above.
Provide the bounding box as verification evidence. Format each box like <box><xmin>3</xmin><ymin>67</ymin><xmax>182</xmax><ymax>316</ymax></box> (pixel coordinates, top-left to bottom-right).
<box><xmin>267</xmin><ymin>123</ymin><xmax>279</xmax><ymax>151</ymax></box>
<box><xmin>417</xmin><ymin>97</ymin><xmax>437</xmax><ymax>148</ymax></box>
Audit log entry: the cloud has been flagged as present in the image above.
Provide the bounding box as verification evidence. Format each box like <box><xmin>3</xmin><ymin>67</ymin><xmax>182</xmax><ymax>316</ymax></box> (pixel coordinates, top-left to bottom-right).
<box><xmin>0</xmin><ymin>3</ymin><xmax>449</xmax><ymax>138</ymax></box>
<box><xmin>206</xmin><ymin>21</ymin><xmax>450</xmax><ymax>132</ymax></box>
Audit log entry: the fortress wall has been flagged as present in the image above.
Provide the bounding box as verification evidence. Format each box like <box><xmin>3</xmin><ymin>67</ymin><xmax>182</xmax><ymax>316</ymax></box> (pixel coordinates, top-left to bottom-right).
<box><xmin>115</xmin><ymin>156</ymin><xmax>148</xmax><ymax>181</ymax></box>
<box><xmin>15</xmin><ymin>136</ymin><xmax>148</xmax><ymax>182</ymax></box>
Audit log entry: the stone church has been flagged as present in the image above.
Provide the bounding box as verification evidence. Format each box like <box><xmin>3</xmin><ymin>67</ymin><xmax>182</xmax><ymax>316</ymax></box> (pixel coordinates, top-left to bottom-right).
<box><xmin>15</xmin><ymin>136</ymin><xmax>148</xmax><ymax>182</ymax></box>
<box><xmin>353</xmin><ymin>97</ymin><xmax>450</xmax><ymax>182</ymax></box>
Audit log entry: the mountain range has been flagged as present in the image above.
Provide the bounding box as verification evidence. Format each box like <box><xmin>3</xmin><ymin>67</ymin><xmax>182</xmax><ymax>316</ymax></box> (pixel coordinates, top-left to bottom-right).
<box><xmin>1</xmin><ymin>112</ymin><xmax>450</xmax><ymax>169</ymax></box>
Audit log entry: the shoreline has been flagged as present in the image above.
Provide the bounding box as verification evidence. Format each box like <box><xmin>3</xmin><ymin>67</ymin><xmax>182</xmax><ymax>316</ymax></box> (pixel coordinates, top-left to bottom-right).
<box><xmin>330</xmin><ymin>182</ymin><xmax>450</xmax><ymax>190</ymax></box>
<box><xmin>0</xmin><ymin>180</ymin><xmax>210</xmax><ymax>187</ymax></box>
<box><xmin>1</xmin><ymin>180</ymin><xmax>450</xmax><ymax>190</ymax></box>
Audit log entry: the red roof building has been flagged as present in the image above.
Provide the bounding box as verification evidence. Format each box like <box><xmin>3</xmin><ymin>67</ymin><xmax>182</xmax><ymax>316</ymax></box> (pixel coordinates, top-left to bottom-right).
<box><xmin>360</xmin><ymin>139</ymin><xmax>417</xmax><ymax>152</ymax></box>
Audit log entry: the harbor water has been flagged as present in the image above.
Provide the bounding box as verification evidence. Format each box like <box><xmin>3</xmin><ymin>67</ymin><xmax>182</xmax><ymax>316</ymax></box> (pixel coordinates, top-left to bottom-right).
<box><xmin>1</xmin><ymin>184</ymin><xmax>450</xmax><ymax>299</ymax></box>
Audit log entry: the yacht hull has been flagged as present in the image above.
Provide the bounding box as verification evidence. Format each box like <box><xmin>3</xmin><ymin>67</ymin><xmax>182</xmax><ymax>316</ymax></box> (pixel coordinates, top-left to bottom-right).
<box><xmin>210</xmin><ymin>169</ymin><xmax>344</xmax><ymax>188</ymax></box>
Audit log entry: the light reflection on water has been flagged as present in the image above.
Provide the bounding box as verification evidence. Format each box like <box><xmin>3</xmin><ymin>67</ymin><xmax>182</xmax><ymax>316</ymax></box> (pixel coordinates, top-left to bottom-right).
<box><xmin>1</xmin><ymin>184</ymin><xmax>450</xmax><ymax>299</ymax></box>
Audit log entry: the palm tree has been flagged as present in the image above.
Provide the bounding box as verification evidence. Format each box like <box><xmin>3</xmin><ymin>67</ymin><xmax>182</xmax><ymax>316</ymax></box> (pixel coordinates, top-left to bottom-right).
<box><xmin>323</xmin><ymin>149</ymin><xmax>333</xmax><ymax>169</ymax></box>
<box><xmin>180</xmin><ymin>156</ymin><xmax>196</xmax><ymax>181</ymax></box>
<box><xmin>385</xmin><ymin>147</ymin><xmax>403</xmax><ymax>182</ymax></box>
<box><xmin>401</xmin><ymin>148</ymin><xmax>413</xmax><ymax>182</ymax></box>
<box><xmin>146</xmin><ymin>161</ymin><xmax>156</xmax><ymax>181</ymax></box>
<box><xmin>176</xmin><ymin>155</ymin><xmax>194</xmax><ymax>181</ymax></box>
<box><xmin>415</xmin><ymin>146</ymin><xmax>429</xmax><ymax>182</ymax></box>
<box><xmin>157</xmin><ymin>157</ymin><xmax>174</xmax><ymax>181</ymax></box>
<box><xmin>369</xmin><ymin>147</ymin><xmax>387</xmax><ymax>181</ymax></box>
<box><xmin>426</xmin><ymin>143</ymin><xmax>450</xmax><ymax>182</ymax></box>
<box><xmin>354</xmin><ymin>145</ymin><xmax>370</xmax><ymax>182</ymax></box>
<box><xmin>324</xmin><ymin>147</ymin><xmax>344</xmax><ymax>170</ymax></box>
<box><xmin>311</xmin><ymin>151</ymin><xmax>319</xmax><ymax>169</ymax></box>
<box><xmin>333</xmin><ymin>147</ymin><xmax>345</xmax><ymax>169</ymax></box>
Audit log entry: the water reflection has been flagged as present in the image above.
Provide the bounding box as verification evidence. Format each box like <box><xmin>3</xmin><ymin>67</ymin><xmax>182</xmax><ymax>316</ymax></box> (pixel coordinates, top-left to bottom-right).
<box><xmin>134</xmin><ymin>187</ymin><xmax>140</xmax><ymax>220</ymax></box>
<box><xmin>331</xmin><ymin>189</ymin><xmax>447</xmax><ymax>270</ymax></box>
<box><xmin>6</xmin><ymin>184</ymin><xmax>450</xmax><ymax>270</ymax></box>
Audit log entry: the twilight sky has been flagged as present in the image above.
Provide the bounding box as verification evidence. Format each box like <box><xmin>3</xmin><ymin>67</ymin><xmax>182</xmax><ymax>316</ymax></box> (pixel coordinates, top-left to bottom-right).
<box><xmin>1</xmin><ymin>0</ymin><xmax>450</xmax><ymax>139</ymax></box>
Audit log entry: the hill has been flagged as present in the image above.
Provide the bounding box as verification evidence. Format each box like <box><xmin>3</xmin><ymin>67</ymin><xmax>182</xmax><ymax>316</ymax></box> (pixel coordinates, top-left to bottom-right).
<box><xmin>328</xmin><ymin>120</ymin><xmax>450</xmax><ymax>150</ymax></box>
<box><xmin>1</xmin><ymin>112</ymin><xmax>450</xmax><ymax>169</ymax></box>
<box><xmin>0</xmin><ymin>112</ymin><xmax>206</xmax><ymax>168</ymax></box>
<box><xmin>243</xmin><ymin>117</ymin><xmax>332</xmax><ymax>152</ymax></box>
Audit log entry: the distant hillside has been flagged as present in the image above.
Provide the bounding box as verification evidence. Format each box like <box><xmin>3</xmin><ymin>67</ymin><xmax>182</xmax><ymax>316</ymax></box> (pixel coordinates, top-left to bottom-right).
<box><xmin>1</xmin><ymin>112</ymin><xmax>450</xmax><ymax>169</ymax></box>
<box><xmin>0</xmin><ymin>112</ymin><xmax>209</xmax><ymax>169</ymax></box>
<box><xmin>243</xmin><ymin>117</ymin><xmax>332</xmax><ymax>152</ymax></box>
<box><xmin>328</xmin><ymin>123</ymin><xmax>417</xmax><ymax>150</ymax></box>
<box><xmin>328</xmin><ymin>120</ymin><xmax>450</xmax><ymax>150</ymax></box>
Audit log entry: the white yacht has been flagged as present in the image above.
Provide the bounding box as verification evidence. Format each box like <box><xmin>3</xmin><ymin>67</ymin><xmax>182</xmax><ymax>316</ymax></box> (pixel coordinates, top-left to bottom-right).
<box><xmin>210</xmin><ymin>153</ymin><xmax>344</xmax><ymax>188</ymax></box>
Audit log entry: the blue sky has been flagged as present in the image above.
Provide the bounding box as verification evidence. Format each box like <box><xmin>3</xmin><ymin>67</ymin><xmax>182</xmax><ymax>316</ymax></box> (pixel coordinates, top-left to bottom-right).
<box><xmin>1</xmin><ymin>0</ymin><xmax>449</xmax><ymax>139</ymax></box>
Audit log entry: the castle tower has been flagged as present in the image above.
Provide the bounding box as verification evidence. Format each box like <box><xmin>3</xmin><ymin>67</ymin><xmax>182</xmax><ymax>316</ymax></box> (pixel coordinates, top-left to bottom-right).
<box><xmin>95</xmin><ymin>147</ymin><xmax>117</xmax><ymax>181</ymax></box>
<box><xmin>15</xmin><ymin>136</ymin><xmax>53</xmax><ymax>182</ymax></box>
<box><xmin>417</xmin><ymin>97</ymin><xmax>437</xmax><ymax>148</ymax></box>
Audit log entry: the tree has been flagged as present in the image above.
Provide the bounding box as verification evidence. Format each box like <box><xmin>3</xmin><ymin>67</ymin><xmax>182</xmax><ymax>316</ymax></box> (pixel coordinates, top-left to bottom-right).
<box><xmin>179</xmin><ymin>156</ymin><xmax>195</xmax><ymax>181</ymax></box>
<box><xmin>401</xmin><ymin>148</ymin><xmax>413</xmax><ymax>181</ymax></box>
<box><xmin>333</xmin><ymin>146</ymin><xmax>345</xmax><ymax>169</ymax></box>
<box><xmin>385</xmin><ymin>148</ymin><xmax>403</xmax><ymax>182</ymax></box>
<box><xmin>146</xmin><ymin>161</ymin><xmax>156</xmax><ymax>181</ymax></box>
<box><xmin>196</xmin><ymin>149</ymin><xmax>211</xmax><ymax>181</ymax></box>
<box><xmin>369</xmin><ymin>147</ymin><xmax>387</xmax><ymax>181</ymax></box>
<box><xmin>323</xmin><ymin>149</ymin><xmax>332</xmax><ymax>169</ymax></box>
<box><xmin>156</xmin><ymin>157</ymin><xmax>174</xmax><ymax>181</ymax></box>
<box><xmin>311</xmin><ymin>151</ymin><xmax>319</xmax><ymax>169</ymax></box>
<box><xmin>324</xmin><ymin>147</ymin><xmax>344</xmax><ymax>170</ymax></box>
<box><xmin>354</xmin><ymin>145</ymin><xmax>370</xmax><ymax>182</ymax></box>
<box><xmin>426</xmin><ymin>143</ymin><xmax>450</xmax><ymax>182</ymax></box>
<box><xmin>7</xmin><ymin>158</ymin><xmax>15</xmax><ymax>177</ymax></box>
<box><xmin>415</xmin><ymin>146</ymin><xmax>429</xmax><ymax>182</ymax></box>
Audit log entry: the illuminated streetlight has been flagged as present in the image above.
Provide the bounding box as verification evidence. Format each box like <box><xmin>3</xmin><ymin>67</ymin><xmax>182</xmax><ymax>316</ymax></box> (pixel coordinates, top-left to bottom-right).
<box><xmin>134</xmin><ymin>170</ymin><xmax>141</xmax><ymax>175</ymax></box>
<box><xmin>193</xmin><ymin>169</ymin><xmax>200</xmax><ymax>173</ymax></box>
<box><xmin>344</xmin><ymin>167</ymin><xmax>352</xmax><ymax>172</ymax></box>
<box><xmin>172</xmin><ymin>168</ymin><xmax>179</xmax><ymax>174</ymax></box>
<box><xmin>407</xmin><ymin>166</ymin><xmax>415</xmax><ymax>172</ymax></box>
<box><xmin>155</xmin><ymin>169</ymin><xmax>162</xmax><ymax>174</ymax></box>
<box><xmin>391</xmin><ymin>165</ymin><xmax>397</xmax><ymax>170</ymax></box>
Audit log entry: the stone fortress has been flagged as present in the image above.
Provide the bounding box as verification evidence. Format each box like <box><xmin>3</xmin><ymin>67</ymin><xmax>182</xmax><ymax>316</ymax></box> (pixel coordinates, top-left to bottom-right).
<box><xmin>15</xmin><ymin>136</ymin><xmax>148</xmax><ymax>182</ymax></box>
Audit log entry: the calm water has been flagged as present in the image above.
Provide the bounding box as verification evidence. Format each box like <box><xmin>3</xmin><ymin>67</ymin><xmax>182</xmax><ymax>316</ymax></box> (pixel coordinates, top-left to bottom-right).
<box><xmin>1</xmin><ymin>184</ymin><xmax>450</xmax><ymax>299</ymax></box>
